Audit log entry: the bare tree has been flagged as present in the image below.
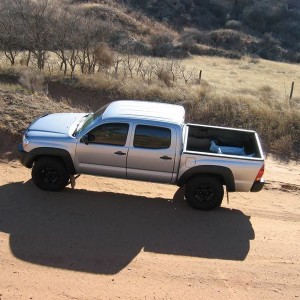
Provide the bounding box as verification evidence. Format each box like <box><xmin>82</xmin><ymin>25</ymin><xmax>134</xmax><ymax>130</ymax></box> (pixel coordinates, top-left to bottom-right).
<box><xmin>67</xmin><ymin>49</ymin><xmax>81</xmax><ymax>78</ymax></box>
<box><xmin>124</xmin><ymin>54</ymin><xmax>137</xmax><ymax>79</ymax></box>
<box><xmin>145</xmin><ymin>60</ymin><xmax>157</xmax><ymax>84</ymax></box>
<box><xmin>3</xmin><ymin>0</ymin><xmax>59</xmax><ymax>70</ymax></box>
<box><xmin>0</xmin><ymin>2</ymin><xmax>21</xmax><ymax>65</ymax></box>
<box><xmin>113</xmin><ymin>53</ymin><xmax>124</xmax><ymax>79</ymax></box>
<box><xmin>135</xmin><ymin>57</ymin><xmax>145</xmax><ymax>77</ymax></box>
<box><xmin>168</xmin><ymin>59</ymin><xmax>182</xmax><ymax>82</ymax></box>
<box><xmin>179</xmin><ymin>64</ymin><xmax>196</xmax><ymax>84</ymax></box>
<box><xmin>51</xmin><ymin>9</ymin><xmax>75</xmax><ymax>75</ymax></box>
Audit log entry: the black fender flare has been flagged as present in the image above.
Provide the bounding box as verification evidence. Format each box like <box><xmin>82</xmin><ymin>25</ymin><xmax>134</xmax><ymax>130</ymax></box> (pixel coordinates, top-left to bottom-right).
<box><xmin>177</xmin><ymin>165</ymin><xmax>235</xmax><ymax>192</ymax></box>
<box><xmin>21</xmin><ymin>147</ymin><xmax>76</xmax><ymax>174</ymax></box>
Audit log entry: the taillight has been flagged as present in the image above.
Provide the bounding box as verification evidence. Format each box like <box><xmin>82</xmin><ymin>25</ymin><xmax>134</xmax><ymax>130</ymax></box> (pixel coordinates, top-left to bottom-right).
<box><xmin>255</xmin><ymin>165</ymin><xmax>264</xmax><ymax>181</ymax></box>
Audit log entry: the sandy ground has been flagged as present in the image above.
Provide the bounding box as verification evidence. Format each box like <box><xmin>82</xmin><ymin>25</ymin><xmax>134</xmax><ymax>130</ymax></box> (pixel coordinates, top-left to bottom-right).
<box><xmin>0</xmin><ymin>158</ymin><xmax>299</xmax><ymax>299</ymax></box>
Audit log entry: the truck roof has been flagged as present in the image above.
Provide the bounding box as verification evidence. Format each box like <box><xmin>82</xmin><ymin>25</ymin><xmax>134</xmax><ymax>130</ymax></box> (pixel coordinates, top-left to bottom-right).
<box><xmin>102</xmin><ymin>100</ymin><xmax>185</xmax><ymax>125</ymax></box>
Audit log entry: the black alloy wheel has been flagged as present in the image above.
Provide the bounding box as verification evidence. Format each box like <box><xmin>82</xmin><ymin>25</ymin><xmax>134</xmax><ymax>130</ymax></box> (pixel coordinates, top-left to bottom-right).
<box><xmin>32</xmin><ymin>157</ymin><xmax>69</xmax><ymax>191</ymax></box>
<box><xmin>185</xmin><ymin>175</ymin><xmax>224</xmax><ymax>210</ymax></box>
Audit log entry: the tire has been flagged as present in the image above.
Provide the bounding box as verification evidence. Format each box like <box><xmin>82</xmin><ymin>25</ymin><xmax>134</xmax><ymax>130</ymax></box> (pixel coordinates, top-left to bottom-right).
<box><xmin>185</xmin><ymin>175</ymin><xmax>224</xmax><ymax>210</ymax></box>
<box><xmin>32</xmin><ymin>157</ymin><xmax>69</xmax><ymax>191</ymax></box>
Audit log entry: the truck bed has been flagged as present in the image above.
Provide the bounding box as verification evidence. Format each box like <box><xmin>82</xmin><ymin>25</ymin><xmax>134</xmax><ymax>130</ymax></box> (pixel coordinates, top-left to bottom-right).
<box><xmin>184</xmin><ymin>124</ymin><xmax>263</xmax><ymax>159</ymax></box>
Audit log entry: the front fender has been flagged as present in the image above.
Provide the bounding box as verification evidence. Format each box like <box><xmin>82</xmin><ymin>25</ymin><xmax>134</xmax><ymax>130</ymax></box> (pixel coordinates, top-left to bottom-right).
<box><xmin>18</xmin><ymin>145</ymin><xmax>76</xmax><ymax>174</ymax></box>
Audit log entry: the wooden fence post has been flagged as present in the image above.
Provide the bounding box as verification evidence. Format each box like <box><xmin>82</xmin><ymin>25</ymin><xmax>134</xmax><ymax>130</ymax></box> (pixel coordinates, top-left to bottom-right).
<box><xmin>290</xmin><ymin>81</ymin><xmax>294</xmax><ymax>99</ymax></box>
<box><xmin>199</xmin><ymin>70</ymin><xmax>202</xmax><ymax>84</ymax></box>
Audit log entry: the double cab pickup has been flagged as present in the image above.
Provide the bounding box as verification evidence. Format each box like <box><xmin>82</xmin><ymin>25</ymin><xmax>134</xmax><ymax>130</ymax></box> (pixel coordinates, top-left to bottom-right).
<box><xmin>18</xmin><ymin>100</ymin><xmax>265</xmax><ymax>210</ymax></box>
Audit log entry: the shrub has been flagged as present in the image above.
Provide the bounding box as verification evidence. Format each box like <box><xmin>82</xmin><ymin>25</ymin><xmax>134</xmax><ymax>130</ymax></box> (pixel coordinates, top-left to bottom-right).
<box><xmin>225</xmin><ymin>20</ymin><xmax>242</xmax><ymax>30</ymax></box>
<box><xmin>180</xmin><ymin>28</ymin><xmax>210</xmax><ymax>44</ymax></box>
<box><xmin>156</xmin><ymin>68</ymin><xmax>172</xmax><ymax>87</ymax></box>
<box><xmin>274</xmin><ymin>18</ymin><xmax>300</xmax><ymax>48</ymax></box>
<box><xmin>18</xmin><ymin>68</ymin><xmax>47</xmax><ymax>95</ymax></box>
<box><xmin>180</xmin><ymin>32</ymin><xmax>197</xmax><ymax>52</ymax></box>
<box><xmin>109</xmin><ymin>31</ymin><xmax>133</xmax><ymax>51</ymax></box>
<box><xmin>284</xmin><ymin>50</ymin><xmax>300</xmax><ymax>63</ymax></box>
<box><xmin>259</xmin><ymin>33</ymin><xmax>283</xmax><ymax>60</ymax></box>
<box><xmin>190</xmin><ymin>44</ymin><xmax>242</xmax><ymax>59</ymax></box>
<box><xmin>94</xmin><ymin>43</ymin><xmax>114</xmax><ymax>70</ymax></box>
<box><xmin>243</xmin><ymin>5</ymin><xmax>266</xmax><ymax>32</ymax></box>
<box><xmin>129</xmin><ymin>41</ymin><xmax>151</xmax><ymax>56</ymax></box>
<box><xmin>209</xmin><ymin>29</ymin><xmax>242</xmax><ymax>49</ymax></box>
<box><xmin>150</xmin><ymin>34</ymin><xmax>176</xmax><ymax>57</ymax></box>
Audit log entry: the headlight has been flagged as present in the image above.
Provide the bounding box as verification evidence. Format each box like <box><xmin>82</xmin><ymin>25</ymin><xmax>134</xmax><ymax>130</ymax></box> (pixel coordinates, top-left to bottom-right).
<box><xmin>22</xmin><ymin>135</ymin><xmax>30</xmax><ymax>149</ymax></box>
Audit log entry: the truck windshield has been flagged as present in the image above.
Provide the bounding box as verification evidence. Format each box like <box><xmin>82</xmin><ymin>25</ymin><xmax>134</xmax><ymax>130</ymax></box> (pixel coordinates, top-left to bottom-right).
<box><xmin>77</xmin><ymin>104</ymin><xmax>109</xmax><ymax>134</ymax></box>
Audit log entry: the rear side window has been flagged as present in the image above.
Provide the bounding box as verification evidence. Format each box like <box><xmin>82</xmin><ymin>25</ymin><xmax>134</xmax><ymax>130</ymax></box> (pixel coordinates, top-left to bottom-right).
<box><xmin>88</xmin><ymin>123</ymin><xmax>129</xmax><ymax>146</ymax></box>
<box><xmin>133</xmin><ymin>125</ymin><xmax>171</xmax><ymax>149</ymax></box>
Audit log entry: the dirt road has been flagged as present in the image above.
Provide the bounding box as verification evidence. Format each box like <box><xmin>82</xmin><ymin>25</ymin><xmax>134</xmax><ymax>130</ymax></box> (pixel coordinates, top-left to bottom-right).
<box><xmin>0</xmin><ymin>158</ymin><xmax>299</xmax><ymax>299</ymax></box>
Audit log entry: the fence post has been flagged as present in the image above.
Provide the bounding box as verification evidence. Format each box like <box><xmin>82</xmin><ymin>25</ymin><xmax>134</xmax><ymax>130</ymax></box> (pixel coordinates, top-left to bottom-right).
<box><xmin>199</xmin><ymin>70</ymin><xmax>202</xmax><ymax>84</ymax></box>
<box><xmin>289</xmin><ymin>81</ymin><xmax>294</xmax><ymax>99</ymax></box>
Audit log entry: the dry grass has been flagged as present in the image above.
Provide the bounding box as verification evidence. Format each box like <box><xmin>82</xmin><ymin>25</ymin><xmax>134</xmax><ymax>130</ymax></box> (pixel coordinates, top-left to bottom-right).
<box><xmin>1</xmin><ymin>53</ymin><xmax>299</xmax><ymax>160</ymax></box>
<box><xmin>185</xmin><ymin>55</ymin><xmax>300</xmax><ymax>102</ymax></box>
<box><xmin>0</xmin><ymin>82</ymin><xmax>79</xmax><ymax>136</ymax></box>
<box><xmin>74</xmin><ymin>55</ymin><xmax>300</xmax><ymax>160</ymax></box>
<box><xmin>77</xmin><ymin>73</ymin><xmax>206</xmax><ymax>104</ymax></box>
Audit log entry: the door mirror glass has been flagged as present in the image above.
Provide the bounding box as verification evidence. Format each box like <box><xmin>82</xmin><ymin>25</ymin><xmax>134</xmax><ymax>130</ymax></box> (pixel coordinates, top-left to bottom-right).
<box><xmin>88</xmin><ymin>134</ymin><xmax>95</xmax><ymax>142</ymax></box>
<box><xmin>81</xmin><ymin>134</ymin><xmax>89</xmax><ymax>145</ymax></box>
<box><xmin>81</xmin><ymin>134</ymin><xmax>96</xmax><ymax>145</ymax></box>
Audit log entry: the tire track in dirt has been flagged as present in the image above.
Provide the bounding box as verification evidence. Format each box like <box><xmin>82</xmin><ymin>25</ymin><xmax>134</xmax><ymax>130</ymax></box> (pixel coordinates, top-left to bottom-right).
<box><xmin>264</xmin><ymin>180</ymin><xmax>300</xmax><ymax>195</ymax></box>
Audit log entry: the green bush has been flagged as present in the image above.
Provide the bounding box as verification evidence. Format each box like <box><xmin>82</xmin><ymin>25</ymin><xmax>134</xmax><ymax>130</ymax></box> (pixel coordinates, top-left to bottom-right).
<box><xmin>259</xmin><ymin>33</ymin><xmax>283</xmax><ymax>60</ymax></box>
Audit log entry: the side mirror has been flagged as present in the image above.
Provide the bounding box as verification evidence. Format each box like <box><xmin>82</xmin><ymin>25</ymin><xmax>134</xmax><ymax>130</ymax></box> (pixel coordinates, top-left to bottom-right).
<box><xmin>81</xmin><ymin>134</ymin><xmax>95</xmax><ymax>145</ymax></box>
<box><xmin>81</xmin><ymin>134</ymin><xmax>89</xmax><ymax>145</ymax></box>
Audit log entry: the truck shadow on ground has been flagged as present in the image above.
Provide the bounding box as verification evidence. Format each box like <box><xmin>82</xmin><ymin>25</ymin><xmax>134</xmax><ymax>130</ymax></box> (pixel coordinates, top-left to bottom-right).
<box><xmin>0</xmin><ymin>181</ymin><xmax>255</xmax><ymax>274</ymax></box>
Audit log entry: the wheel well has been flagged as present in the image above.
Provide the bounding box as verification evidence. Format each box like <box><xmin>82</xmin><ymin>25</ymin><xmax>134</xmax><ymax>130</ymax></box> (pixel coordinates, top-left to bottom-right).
<box><xmin>34</xmin><ymin>155</ymin><xmax>65</xmax><ymax>165</ymax></box>
<box><xmin>188</xmin><ymin>173</ymin><xmax>225</xmax><ymax>186</ymax></box>
<box><xmin>177</xmin><ymin>165</ymin><xmax>235</xmax><ymax>192</ymax></box>
<box><xmin>27</xmin><ymin>147</ymin><xmax>76</xmax><ymax>174</ymax></box>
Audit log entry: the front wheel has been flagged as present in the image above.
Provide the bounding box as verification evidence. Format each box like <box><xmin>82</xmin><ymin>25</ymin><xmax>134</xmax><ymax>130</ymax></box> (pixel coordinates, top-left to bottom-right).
<box><xmin>185</xmin><ymin>175</ymin><xmax>224</xmax><ymax>210</ymax></box>
<box><xmin>32</xmin><ymin>157</ymin><xmax>69</xmax><ymax>191</ymax></box>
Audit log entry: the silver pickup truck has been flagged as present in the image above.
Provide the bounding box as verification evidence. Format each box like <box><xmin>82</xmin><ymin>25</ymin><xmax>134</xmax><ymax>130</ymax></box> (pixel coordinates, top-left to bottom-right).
<box><xmin>18</xmin><ymin>100</ymin><xmax>265</xmax><ymax>210</ymax></box>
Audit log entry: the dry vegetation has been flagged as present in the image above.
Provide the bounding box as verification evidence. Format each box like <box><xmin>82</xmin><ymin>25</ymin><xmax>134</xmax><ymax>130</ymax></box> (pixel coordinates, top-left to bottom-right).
<box><xmin>1</xmin><ymin>52</ymin><xmax>299</xmax><ymax>161</ymax></box>
<box><xmin>70</xmin><ymin>55</ymin><xmax>300</xmax><ymax>161</ymax></box>
<box><xmin>0</xmin><ymin>79</ymin><xmax>79</xmax><ymax>160</ymax></box>
<box><xmin>0</xmin><ymin>82</ymin><xmax>77</xmax><ymax>135</ymax></box>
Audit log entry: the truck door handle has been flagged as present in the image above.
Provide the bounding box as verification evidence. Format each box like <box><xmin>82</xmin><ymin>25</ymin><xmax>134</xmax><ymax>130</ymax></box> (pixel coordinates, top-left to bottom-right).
<box><xmin>160</xmin><ymin>155</ymin><xmax>172</xmax><ymax>160</ymax></box>
<box><xmin>114</xmin><ymin>151</ymin><xmax>126</xmax><ymax>156</ymax></box>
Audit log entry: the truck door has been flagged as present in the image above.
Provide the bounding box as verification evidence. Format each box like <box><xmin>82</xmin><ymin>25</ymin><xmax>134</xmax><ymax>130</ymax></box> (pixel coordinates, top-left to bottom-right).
<box><xmin>127</xmin><ymin>124</ymin><xmax>176</xmax><ymax>183</ymax></box>
<box><xmin>76</xmin><ymin>122</ymin><xmax>130</xmax><ymax>178</ymax></box>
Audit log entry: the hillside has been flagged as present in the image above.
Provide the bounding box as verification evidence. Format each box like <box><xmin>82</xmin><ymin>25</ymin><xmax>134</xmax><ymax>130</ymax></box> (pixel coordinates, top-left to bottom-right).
<box><xmin>0</xmin><ymin>79</ymin><xmax>80</xmax><ymax>160</ymax></box>
<box><xmin>69</xmin><ymin>0</ymin><xmax>300</xmax><ymax>62</ymax></box>
<box><xmin>0</xmin><ymin>0</ymin><xmax>300</xmax><ymax>62</ymax></box>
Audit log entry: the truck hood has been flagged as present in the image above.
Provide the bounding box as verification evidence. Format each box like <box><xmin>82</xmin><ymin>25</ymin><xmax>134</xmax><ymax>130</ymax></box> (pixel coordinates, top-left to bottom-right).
<box><xmin>27</xmin><ymin>113</ymin><xmax>87</xmax><ymax>135</ymax></box>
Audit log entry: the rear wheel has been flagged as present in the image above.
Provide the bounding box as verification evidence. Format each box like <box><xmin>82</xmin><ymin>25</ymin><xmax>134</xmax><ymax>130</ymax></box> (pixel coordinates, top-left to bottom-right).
<box><xmin>32</xmin><ymin>157</ymin><xmax>69</xmax><ymax>191</ymax></box>
<box><xmin>185</xmin><ymin>175</ymin><xmax>224</xmax><ymax>210</ymax></box>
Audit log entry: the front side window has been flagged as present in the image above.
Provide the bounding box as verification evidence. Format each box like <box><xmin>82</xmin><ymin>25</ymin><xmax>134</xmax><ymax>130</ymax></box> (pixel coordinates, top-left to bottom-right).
<box><xmin>79</xmin><ymin>104</ymin><xmax>109</xmax><ymax>134</ymax></box>
<box><xmin>88</xmin><ymin>123</ymin><xmax>129</xmax><ymax>146</ymax></box>
<box><xmin>133</xmin><ymin>125</ymin><xmax>171</xmax><ymax>149</ymax></box>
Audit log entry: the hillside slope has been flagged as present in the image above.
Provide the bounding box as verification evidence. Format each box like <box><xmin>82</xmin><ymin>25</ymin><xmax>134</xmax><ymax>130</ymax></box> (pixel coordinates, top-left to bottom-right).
<box><xmin>1</xmin><ymin>0</ymin><xmax>299</xmax><ymax>62</ymax></box>
<box><xmin>0</xmin><ymin>82</ymin><xmax>80</xmax><ymax>160</ymax></box>
<box><xmin>70</xmin><ymin>0</ymin><xmax>300</xmax><ymax>61</ymax></box>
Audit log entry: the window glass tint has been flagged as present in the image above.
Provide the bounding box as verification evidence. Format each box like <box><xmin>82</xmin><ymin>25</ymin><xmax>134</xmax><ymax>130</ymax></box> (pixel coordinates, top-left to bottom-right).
<box><xmin>134</xmin><ymin>125</ymin><xmax>171</xmax><ymax>149</ymax></box>
<box><xmin>89</xmin><ymin>123</ymin><xmax>129</xmax><ymax>146</ymax></box>
<box><xmin>79</xmin><ymin>104</ymin><xmax>109</xmax><ymax>133</ymax></box>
